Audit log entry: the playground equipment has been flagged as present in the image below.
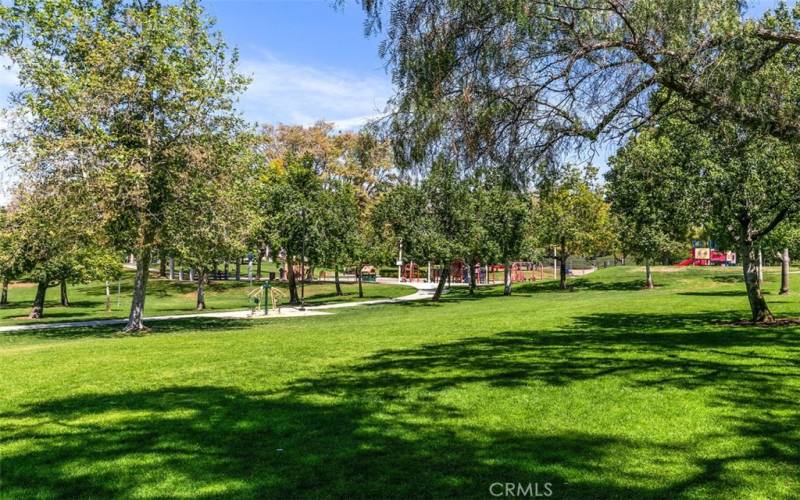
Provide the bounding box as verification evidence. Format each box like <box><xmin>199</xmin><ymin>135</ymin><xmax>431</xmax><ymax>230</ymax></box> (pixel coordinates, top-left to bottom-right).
<box><xmin>248</xmin><ymin>281</ymin><xmax>284</xmax><ymax>316</ymax></box>
<box><xmin>486</xmin><ymin>262</ymin><xmax>541</xmax><ymax>283</ymax></box>
<box><xmin>291</xmin><ymin>263</ymin><xmax>312</xmax><ymax>281</ymax></box>
<box><xmin>429</xmin><ymin>259</ymin><xmax>467</xmax><ymax>283</ymax></box>
<box><xmin>402</xmin><ymin>262</ymin><xmax>422</xmax><ymax>282</ymax></box>
<box><xmin>677</xmin><ymin>246</ymin><xmax>737</xmax><ymax>267</ymax></box>
<box><xmin>427</xmin><ymin>261</ymin><xmax>544</xmax><ymax>285</ymax></box>
<box><xmin>451</xmin><ymin>260</ymin><xmax>467</xmax><ymax>283</ymax></box>
<box><xmin>511</xmin><ymin>263</ymin><xmax>526</xmax><ymax>282</ymax></box>
<box><xmin>473</xmin><ymin>263</ymin><xmax>490</xmax><ymax>284</ymax></box>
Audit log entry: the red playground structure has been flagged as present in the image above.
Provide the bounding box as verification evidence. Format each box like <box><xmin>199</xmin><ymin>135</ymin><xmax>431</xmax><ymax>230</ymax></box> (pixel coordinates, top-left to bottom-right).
<box><xmin>677</xmin><ymin>247</ymin><xmax>736</xmax><ymax>267</ymax></box>
<box><xmin>402</xmin><ymin>262</ymin><xmax>423</xmax><ymax>282</ymax></box>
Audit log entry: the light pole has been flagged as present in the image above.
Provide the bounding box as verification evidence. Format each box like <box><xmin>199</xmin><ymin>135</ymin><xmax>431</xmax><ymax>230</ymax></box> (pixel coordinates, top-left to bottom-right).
<box><xmin>299</xmin><ymin>208</ymin><xmax>306</xmax><ymax>311</ymax></box>
<box><xmin>397</xmin><ymin>238</ymin><xmax>403</xmax><ymax>283</ymax></box>
<box><xmin>247</xmin><ymin>252</ymin><xmax>253</xmax><ymax>286</ymax></box>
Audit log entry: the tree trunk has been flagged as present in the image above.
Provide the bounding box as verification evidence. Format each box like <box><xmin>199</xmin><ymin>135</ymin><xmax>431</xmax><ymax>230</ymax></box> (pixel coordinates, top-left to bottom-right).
<box><xmin>287</xmin><ymin>258</ymin><xmax>299</xmax><ymax>304</ymax></box>
<box><xmin>559</xmin><ymin>241</ymin><xmax>568</xmax><ymax>290</ymax></box>
<box><xmin>1</xmin><ymin>275</ymin><xmax>8</xmax><ymax>305</ymax></box>
<box><xmin>645</xmin><ymin>259</ymin><xmax>654</xmax><ymax>289</ymax></box>
<box><xmin>29</xmin><ymin>276</ymin><xmax>47</xmax><ymax>319</ymax></box>
<box><xmin>256</xmin><ymin>248</ymin><xmax>263</xmax><ymax>280</ymax></box>
<box><xmin>778</xmin><ymin>248</ymin><xmax>790</xmax><ymax>295</ymax></box>
<box><xmin>469</xmin><ymin>260</ymin><xmax>476</xmax><ymax>295</ymax></box>
<box><xmin>159</xmin><ymin>253</ymin><xmax>167</xmax><ymax>277</ymax></box>
<box><xmin>196</xmin><ymin>268</ymin><xmax>207</xmax><ymax>310</ymax></box>
<box><xmin>105</xmin><ymin>281</ymin><xmax>111</xmax><ymax>312</ymax></box>
<box><xmin>742</xmin><ymin>242</ymin><xmax>774</xmax><ymax>322</ymax></box>
<box><xmin>235</xmin><ymin>258</ymin><xmax>241</xmax><ymax>281</ymax></box>
<box><xmin>432</xmin><ymin>265</ymin><xmax>450</xmax><ymax>302</ymax></box>
<box><xmin>124</xmin><ymin>245</ymin><xmax>152</xmax><ymax>332</ymax></box>
<box><xmin>503</xmin><ymin>261</ymin><xmax>512</xmax><ymax>296</ymax></box>
<box><xmin>59</xmin><ymin>279</ymin><xmax>69</xmax><ymax>306</ymax></box>
<box><xmin>334</xmin><ymin>264</ymin><xmax>343</xmax><ymax>296</ymax></box>
<box><xmin>168</xmin><ymin>256</ymin><xmax>175</xmax><ymax>280</ymax></box>
<box><xmin>757</xmin><ymin>247</ymin><xmax>764</xmax><ymax>286</ymax></box>
<box><xmin>356</xmin><ymin>264</ymin><xmax>364</xmax><ymax>298</ymax></box>
<box><xmin>224</xmin><ymin>261</ymin><xmax>229</xmax><ymax>280</ymax></box>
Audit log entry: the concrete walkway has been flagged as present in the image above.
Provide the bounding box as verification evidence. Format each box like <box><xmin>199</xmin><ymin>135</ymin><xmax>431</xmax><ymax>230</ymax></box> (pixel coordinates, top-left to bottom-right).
<box><xmin>0</xmin><ymin>288</ymin><xmax>435</xmax><ymax>334</ymax></box>
<box><xmin>0</xmin><ymin>268</ymin><xmax>598</xmax><ymax>334</ymax></box>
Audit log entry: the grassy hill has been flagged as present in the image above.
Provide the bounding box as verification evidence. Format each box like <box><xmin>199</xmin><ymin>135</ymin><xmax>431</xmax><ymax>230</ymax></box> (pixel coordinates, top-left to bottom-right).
<box><xmin>1</xmin><ymin>266</ymin><xmax>798</xmax><ymax>498</ymax></box>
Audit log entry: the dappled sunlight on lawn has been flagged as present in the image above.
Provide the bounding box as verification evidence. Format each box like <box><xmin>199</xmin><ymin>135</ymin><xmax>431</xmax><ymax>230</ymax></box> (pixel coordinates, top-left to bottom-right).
<box><xmin>2</xmin><ymin>267</ymin><xmax>799</xmax><ymax>497</ymax></box>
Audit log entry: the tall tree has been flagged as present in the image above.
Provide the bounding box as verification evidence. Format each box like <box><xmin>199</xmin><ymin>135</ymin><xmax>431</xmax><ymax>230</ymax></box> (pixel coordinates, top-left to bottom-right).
<box><xmin>462</xmin><ymin>181</ymin><xmax>497</xmax><ymax>295</ymax></box>
<box><xmin>371</xmin><ymin>182</ymin><xmax>447</xmax><ymax>299</ymax></box>
<box><xmin>614</xmin><ymin>110</ymin><xmax>800</xmax><ymax>321</ymax></box>
<box><xmin>606</xmin><ymin>129</ymin><xmax>697</xmax><ymax>288</ymax></box>
<box><xmin>318</xmin><ymin>182</ymin><xmax>360</xmax><ymax>297</ymax></box>
<box><xmin>167</xmin><ymin>132</ymin><xmax>255</xmax><ymax>310</ymax></box>
<box><xmin>534</xmin><ymin>171</ymin><xmax>615</xmax><ymax>290</ymax></box>
<box><xmin>1</xmin><ymin>0</ymin><xmax>248</xmax><ymax>331</ymax></box>
<box><xmin>372</xmin><ymin>158</ymin><xmax>471</xmax><ymax>301</ymax></box>
<box><xmin>257</xmin><ymin>153</ymin><xmax>326</xmax><ymax>305</ymax></box>
<box><xmin>331</xmin><ymin>129</ymin><xmax>396</xmax><ymax>209</ymax></box>
<box><xmin>6</xmin><ymin>180</ymin><xmax>119</xmax><ymax>319</ymax></box>
<box><xmin>472</xmin><ymin>175</ymin><xmax>529</xmax><ymax>295</ymax></box>
<box><xmin>421</xmin><ymin>158</ymin><xmax>470</xmax><ymax>300</ymax></box>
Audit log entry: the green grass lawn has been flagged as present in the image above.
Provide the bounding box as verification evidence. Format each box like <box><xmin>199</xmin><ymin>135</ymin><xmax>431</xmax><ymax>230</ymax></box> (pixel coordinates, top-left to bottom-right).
<box><xmin>0</xmin><ymin>275</ymin><xmax>413</xmax><ymax>326</ymax></box>
<box><xmin>2</xmin><ymin>266</ymin><xmax>799</xmax><ymax>498</ymax></box>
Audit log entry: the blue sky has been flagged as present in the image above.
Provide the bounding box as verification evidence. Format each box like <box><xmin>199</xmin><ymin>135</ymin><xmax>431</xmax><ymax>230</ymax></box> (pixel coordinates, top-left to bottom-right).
<box><xmin>203</xmin><ymin>0</ymin><xmax>392</xmax><ymax>130</ymax></box>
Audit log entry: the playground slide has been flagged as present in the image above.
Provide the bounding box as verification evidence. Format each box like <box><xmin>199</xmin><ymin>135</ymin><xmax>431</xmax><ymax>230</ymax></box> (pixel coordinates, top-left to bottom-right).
<box><xmin>676</xmin><ymin>258</ymin><xmax>693</xmax><ymax>267</ymax></box>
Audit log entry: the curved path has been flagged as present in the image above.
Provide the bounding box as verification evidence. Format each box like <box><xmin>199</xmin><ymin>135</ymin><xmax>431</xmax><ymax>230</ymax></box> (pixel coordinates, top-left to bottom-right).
<box><xmin>1</xmin><ymin>268</ymin><xmax>595</xmax><ymax>334</ymax></box>
<box><xmin>0</xmin><ymin>288</ymin><xmax>434</xmax><ymax>334</ymax></box>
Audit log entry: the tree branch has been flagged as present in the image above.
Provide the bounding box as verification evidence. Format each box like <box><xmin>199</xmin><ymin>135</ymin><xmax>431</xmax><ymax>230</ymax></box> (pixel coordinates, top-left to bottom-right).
<box><xmin>754</xmin><ymin>28</ymin><xmax>800</xmax><ymax>45</ymax></box>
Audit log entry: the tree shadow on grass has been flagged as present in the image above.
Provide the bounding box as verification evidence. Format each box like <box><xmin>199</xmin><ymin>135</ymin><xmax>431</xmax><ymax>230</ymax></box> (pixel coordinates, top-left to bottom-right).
<box><xmin>289</xmin><ymin>311</ymin><xmax>800</xmax><ymax>397</ymax></box>
<box><xmin>78</xmin><ymin>280</ymin><xmax>252</xmax><ymax>299</ymax></box>
<box><xmin>0</xmin><ymin>318</ymin><xmax>255</xmax><ymax>342</ymax></box>
<box><xmin>276</xmin><ymin>310</ymin><xmax>800</xmax><ymax>496</ymax></box>
<box><xmin>443</xmin><ymin>279</ymin><xmax>649</xmax><ymax>299</ymax></box>
<box><xmin>1</xmin><ymin>385</ymin><xmax>690</xmax><ymax>499</ymax></box>
<box><xmin>679</xmin><ymin>291</ymin><xmax>746</xmax><ymax>297</ymax></box>
<box><xmin>387</xmin><ymin>278</ymin><xmax>651</xmax><ymax>307</ymax></box>
<box><xmin>520</xmin><ymin>278</ymin><xmax>648</xmax><ymax>292</ymax></box>
<box><xmin>4</xmin><ymin>308</ymin><xmax>99</xmax><ymax>322</ymax></box>
<box><xmin>300</xmin><ymin>291</ymin><xmax>371</xmax><ymax>305</ymax></box>
<box><xmin>4</xmin><ymin>311</ymin><xmax>800</xmax><ymax>497</ymax></box>
<box><xmin>710</xmin><ymin>274</ymin><xmax>744</xmax><ymax>284</ymax></box>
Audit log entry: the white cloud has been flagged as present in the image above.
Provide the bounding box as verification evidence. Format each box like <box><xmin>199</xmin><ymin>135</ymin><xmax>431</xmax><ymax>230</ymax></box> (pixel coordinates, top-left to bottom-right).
<box><xmin>331</xmin><ymin>113</ymin><xmax>386</xmax><ymax>130</ymax></box>
<box><xmin>238</xmin><ymin>52</ymin><xmax>393</xmax><ymax>130</ymax></box>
